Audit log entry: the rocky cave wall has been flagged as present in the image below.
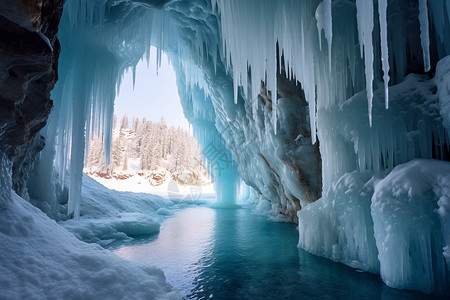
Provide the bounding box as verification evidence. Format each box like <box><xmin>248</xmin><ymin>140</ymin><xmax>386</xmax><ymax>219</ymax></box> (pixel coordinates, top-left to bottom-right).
<box><xmin>0</xmin><ymin>0</ymin><xmax>65</xmax><ymax>198</ymax></box>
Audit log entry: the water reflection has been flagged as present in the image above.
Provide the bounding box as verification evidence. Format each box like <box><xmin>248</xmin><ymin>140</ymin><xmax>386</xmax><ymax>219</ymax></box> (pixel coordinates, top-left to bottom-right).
<box><xmin>113</xmin><ymin>207</ymin><xmax>216</xmax><ymax>296</ymax></box>
<box><xmin>113</xmin><ymin>206</ymin><xmax>445</xmax><ymax>300</ymax></box>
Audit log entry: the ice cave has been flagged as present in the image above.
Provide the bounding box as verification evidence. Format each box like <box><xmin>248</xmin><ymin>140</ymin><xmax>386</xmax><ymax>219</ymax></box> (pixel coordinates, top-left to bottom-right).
<box><xmin>1</xmin><ymin>0</ymin><xmax>450</xmax><ymax>298</ymax></box>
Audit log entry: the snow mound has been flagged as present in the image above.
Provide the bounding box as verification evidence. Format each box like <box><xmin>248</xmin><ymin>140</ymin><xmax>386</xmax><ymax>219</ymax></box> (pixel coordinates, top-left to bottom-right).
<box><xmin>0</xmin><ymin>191</ymin><xmax>180</xmax><ymax>299</ymax></box>
<box><xmin>59</xmin><ymin>174</ymin><xmax>172</xmax><ymax>246</ymax></box>
<box><xmin>372</xmin><ymin>159</ymin><xmax>450</xmax><ymax>293</ymax></box>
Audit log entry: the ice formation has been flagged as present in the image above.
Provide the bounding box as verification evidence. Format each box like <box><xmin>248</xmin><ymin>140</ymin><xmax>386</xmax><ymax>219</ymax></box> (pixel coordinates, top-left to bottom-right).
<box><xmin>419</xmin><ymin>0</ymin><xmax>431</xmax><ymax>73</ymax></box>
<box><xmin>372</xmin><ymin>160</ymin><xmax>450</xmax><ymax>293</ymax></box>
<box><xmin>6</xmin><ymin>0</ymin><xmax>449</xmax><ymax>294</ymax></box>
<box><xmin>298</xmin><ymin>171</ymin><xmax>380</xmax><ymax>273</ymax></box>
<box><xmin>378</xmin><ymin>0</ymin><xmax>389</xmax><ymax>108</ymax></box>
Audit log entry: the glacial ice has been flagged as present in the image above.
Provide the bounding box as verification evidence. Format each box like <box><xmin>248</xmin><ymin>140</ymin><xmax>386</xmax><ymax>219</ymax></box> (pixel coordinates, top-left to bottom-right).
<box><xmin>372</xmin><ymin>160</ymin><xmax>450</xmax><ymax>293</ymax></box>
<box><xmin>436</xmin><ymin>56</ymin><xmax>450</xmax><ymax>132</ymax></box>
<box><xmin>298</xmin><ymin>171</ymin><xmax>380</xmax><ymax>273</ymax></box>
<box><xmin>299</xmin><ymin>159</ymin><xmax>450</xmax><ymax>293</ymax></box>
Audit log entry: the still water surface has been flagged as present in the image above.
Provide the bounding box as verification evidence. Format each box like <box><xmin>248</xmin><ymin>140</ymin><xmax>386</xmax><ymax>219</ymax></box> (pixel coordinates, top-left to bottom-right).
<box><xmin>111</xmin><ymin>206</ymin><xmax>442</xmax><ymax>299</ymax></box>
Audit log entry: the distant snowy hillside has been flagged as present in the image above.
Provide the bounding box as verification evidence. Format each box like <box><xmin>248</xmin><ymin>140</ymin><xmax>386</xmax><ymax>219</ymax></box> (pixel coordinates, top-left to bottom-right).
<box><xmin>84</xmin><ymin>115</ymin><xmax>210</xmax><ymax>187</ymax></box>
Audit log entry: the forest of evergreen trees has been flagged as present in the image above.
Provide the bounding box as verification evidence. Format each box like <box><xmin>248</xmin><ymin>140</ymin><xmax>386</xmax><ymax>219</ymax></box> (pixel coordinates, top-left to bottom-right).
<box><xmin>84</xmin><ymin>115</ymin><xmax>205</xmax><ymax>182</ymax></box>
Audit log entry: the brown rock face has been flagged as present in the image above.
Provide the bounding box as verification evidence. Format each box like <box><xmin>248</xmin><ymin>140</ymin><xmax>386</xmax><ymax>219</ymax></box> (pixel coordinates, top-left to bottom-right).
<box><xmin>0</xmin><ymin>0</ymin><xmax>65</xmax><ymax>194</ymax></box>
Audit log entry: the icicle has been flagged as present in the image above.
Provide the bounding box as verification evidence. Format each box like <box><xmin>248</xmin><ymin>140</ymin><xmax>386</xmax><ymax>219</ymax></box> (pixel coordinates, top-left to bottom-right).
<box><xmin>316</xmin><ymin>0</ymin><xmax>333</xmax><ymax>73</ymax></box>
<box><xmin>378</xmin><ymin>0</ymin><xmax>390</xmax><ymax>109</ymax></box>
<box><xmin>356</xmin><ymin>0</ymin><xmax>375</xmax><ymax>126</ymax></box>
<box><xmin>270</xmin><ymin>41</ymin><xmax>278</xmax><ymax>134</ymax></box>
<box><xmin>234</xmin><ymin>74</ymin><xmax>238</xmax><ymax>104</ymax></box>
<box><xmin>132</xmin><ymin>64</ymin><xmax>137</xmax><ymax>89</ymax></box>
<box><xmin>418</xmin><ymin>0</ymin><xmax>431</xmax><ymax>72</ymax></box>
<box><xmin>324</xmin><ymin>0</ymin><xmax>332</xmax><ymax>73</ymax></box>
<box><xmin>315</xmin><ymin>3</ymin><xmax>324</xmax><ymax>51</ymax></box>
<box><xmin>272</xmin><ymin>87</ymin><xmax>277</xmax><ymax>135</ymax></box>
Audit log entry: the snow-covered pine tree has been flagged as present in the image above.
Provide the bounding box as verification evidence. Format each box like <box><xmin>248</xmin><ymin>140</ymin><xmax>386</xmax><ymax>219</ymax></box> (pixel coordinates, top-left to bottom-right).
<box><xmin>84</xmin><ymin>114</ymin><xmax>207</xmax><ymax>181</ymax></box>
<box><xmin>120</xmin><ymin>114</ymin><xmax>129</xmax><ymax>129</ymax></box>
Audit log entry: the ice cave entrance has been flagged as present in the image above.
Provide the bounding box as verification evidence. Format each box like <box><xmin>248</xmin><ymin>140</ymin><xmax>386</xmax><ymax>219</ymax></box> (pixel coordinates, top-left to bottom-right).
<box><xmin>83</xmin><ymin>47</ymin><xmax>215</xmax><ymax>204</ymax></box>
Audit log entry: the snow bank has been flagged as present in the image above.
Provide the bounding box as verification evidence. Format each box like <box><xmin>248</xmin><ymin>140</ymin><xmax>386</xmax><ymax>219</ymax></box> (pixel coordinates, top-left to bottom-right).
<box><xmin>90</xmin><ymin>172</ymin><xmax>215</xmax><ymax>199</ymax></box>
<box><xmin>0</xmin><ymin>190</ymin><xmax>180</xmax><ymax>299</ymax></box>
<box><xmin>59</xmin><ymin>174</ymin><xmax>172</xmax><ymax>246</ymax></box>
<box><xmin>372</xmin><ymin>159</ymin><xmax>450</xmax><ymax>293</ymax></box>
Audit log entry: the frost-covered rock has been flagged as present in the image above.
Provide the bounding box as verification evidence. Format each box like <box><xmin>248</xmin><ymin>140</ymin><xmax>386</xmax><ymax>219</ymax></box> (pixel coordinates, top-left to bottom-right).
<box><xmin>372</xmin><ymin>159</ymin><xmax>450</xmax><ymax>293</ymax></box>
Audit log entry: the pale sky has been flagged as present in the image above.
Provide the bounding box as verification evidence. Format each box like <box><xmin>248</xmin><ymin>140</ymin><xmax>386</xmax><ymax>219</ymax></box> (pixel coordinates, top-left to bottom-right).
<box><xmin>114</xmin><ymin>47</ymin><xmax>190</xmax><ymax>130</ymax></box>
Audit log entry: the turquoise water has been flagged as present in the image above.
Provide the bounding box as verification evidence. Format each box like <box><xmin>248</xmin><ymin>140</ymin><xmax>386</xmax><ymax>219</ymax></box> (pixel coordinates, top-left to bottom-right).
<box><xmin>111</xmin><ymin>206</ymin><xmax>443</xmax><ymax>300</ymax></box>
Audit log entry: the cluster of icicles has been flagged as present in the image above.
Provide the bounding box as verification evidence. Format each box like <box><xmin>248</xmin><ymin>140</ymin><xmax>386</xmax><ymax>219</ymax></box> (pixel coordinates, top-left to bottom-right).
<box><xmin>211</xmin><ymin>0</ymin><xmax>437</xmax><ymax>136</ymax></box>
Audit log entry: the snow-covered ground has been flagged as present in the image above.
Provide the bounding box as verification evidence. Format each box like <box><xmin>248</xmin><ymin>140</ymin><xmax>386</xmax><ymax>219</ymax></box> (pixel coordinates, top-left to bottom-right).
<box><xmin>60</xmin><ymin>174</ymin><xmax>172</xmax><ymax>246</ymax></box>
<box><xmin>1</xmin><ymin>167</ymin><xmax>218</xmax><ymax>299</ymax></box>
<box><xmin>0</xmin><ymin>189</ymin><xmax>180</xmax><ymax>299</ymax></box>
<box><xmin>90</xmin><ymin>173</ymin><xmax>215</xmax><ymax>198</ymax></box>
<box><xmin>58</xmin><ymin>174</ymin><xmax>215</xmax><ymax>247</ymax></box>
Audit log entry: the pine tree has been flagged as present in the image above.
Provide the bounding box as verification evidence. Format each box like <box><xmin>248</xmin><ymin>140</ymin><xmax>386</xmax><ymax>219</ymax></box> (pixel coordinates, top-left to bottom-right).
<box><xmin>120</xmin><ymin>114</ymin><xmax>129</xmax><ymax>129</ymax></box>
<box><xmin>133</xmin><ymin>117</ymin><xmax>139</xmax><ymax>132</ymax></box>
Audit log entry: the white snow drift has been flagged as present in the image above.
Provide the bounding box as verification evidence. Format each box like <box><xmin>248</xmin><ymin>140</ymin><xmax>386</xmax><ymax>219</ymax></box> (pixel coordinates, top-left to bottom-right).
<box><xmin>0</xmin><ymin>189</ymin><xmax>179</xmax><ymax>299</ymax></box>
